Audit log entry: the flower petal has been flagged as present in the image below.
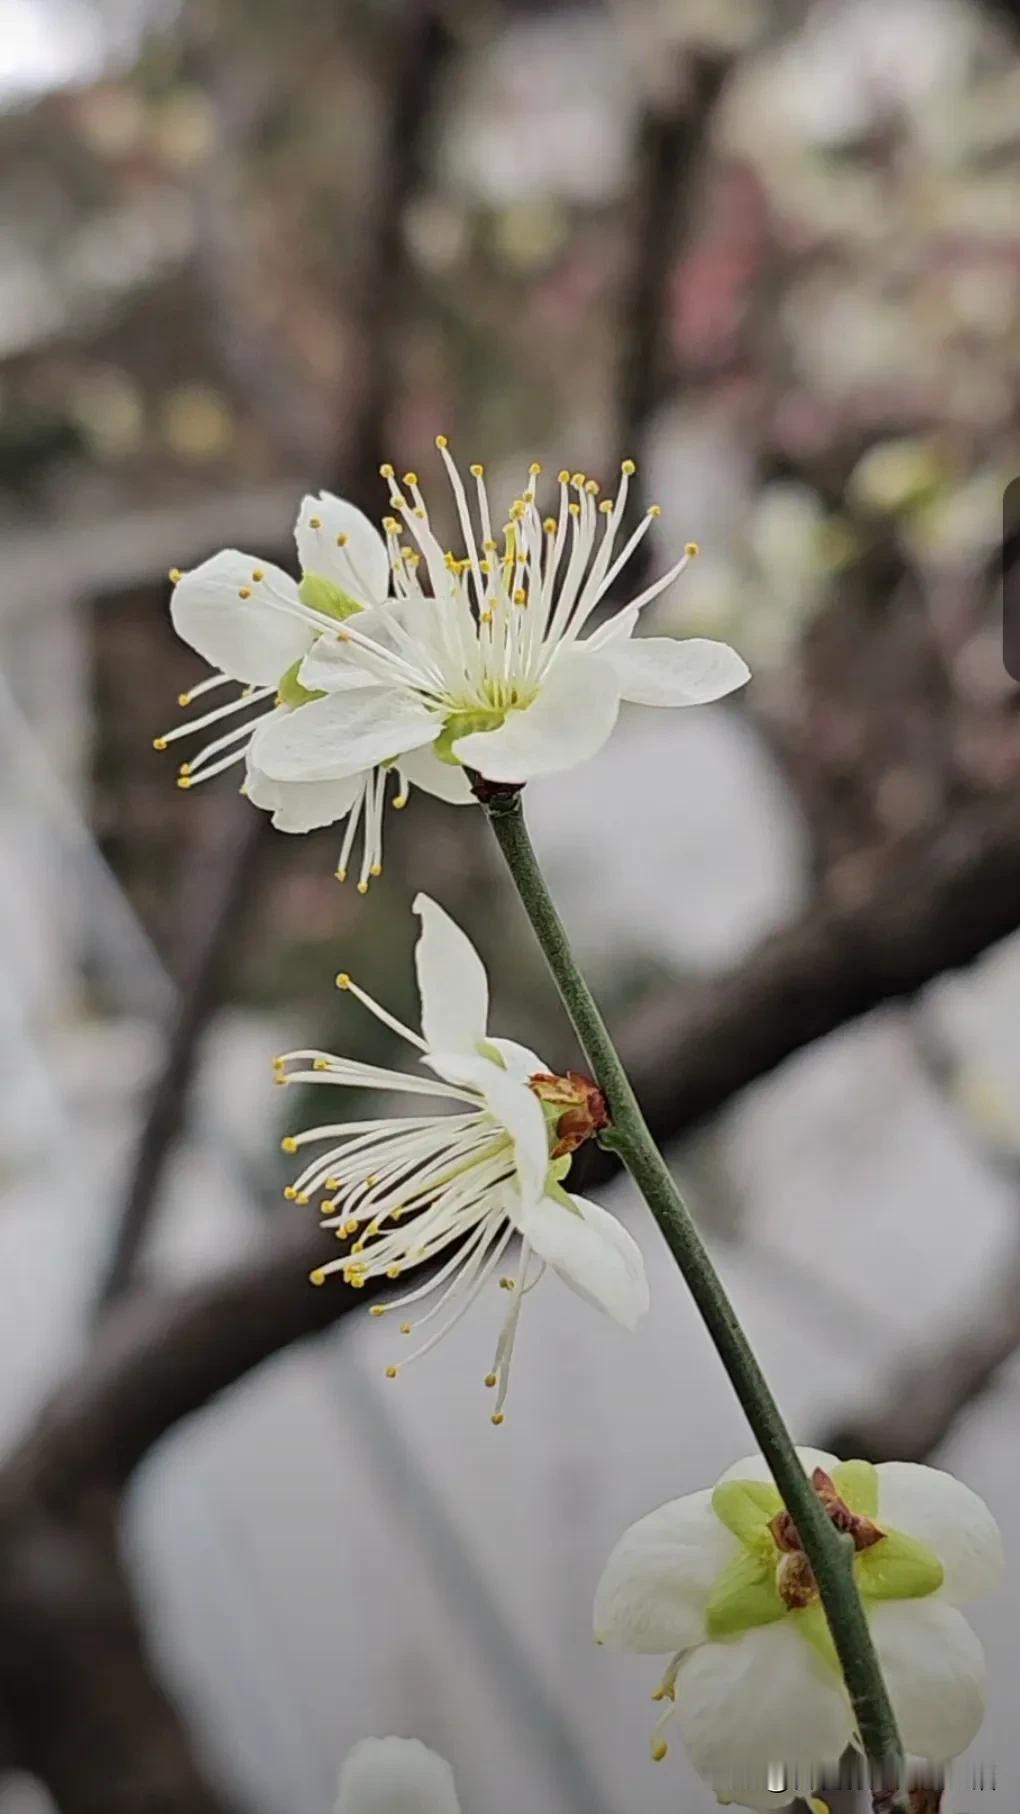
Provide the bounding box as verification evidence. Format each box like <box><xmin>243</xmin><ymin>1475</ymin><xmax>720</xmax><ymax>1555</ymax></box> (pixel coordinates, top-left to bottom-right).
<box><xmin>609</xmin><ymin>636</ymin><xmax>750</xmax><ymax>707</ymax></box>
<box><xmin>868</xmin><ymin>1599</ymin><xmax>986</xmax><ymax>1760</ymax></box>
<box><xmin>422</xmin><ymin>1051</ymin><xmax>548</xmax><ymax>1213</ymax></box>
<box><xmin>593</xmin><ymin>1488</ymin><xmax>739</xmax><ymax>1653</ymax></box>
<box><xmin>397</xmin><ymin>744</ymin><xmax>475</xmax><ymax>804</ymax></box>
<box><xmin>521</xmin><ymin>1192</ymin><xmax>649</xmax><ymax>1330</ymax></box>
<box><xmin>413</xmin><ymin>894</ymin><xmax>489</xmax><ymax>1054</ymax></box>
<box><xmin>334</xmin><ymin>1736</ymin><xmax>461</xmax><ymax>1814</ymax></box>
<box><xmin>714</xmin><ymin>1450</ymin><xmax>839</xmax><ymax>1492</ymax></box>
<box><xmin>452</xmin><ymin>647</ymin><xmax>621</xmax><ymax>781</ymax></box>
<box><xmin>483</xmin><ymin>1037</ymin><xmax>546</xmax><ymax>1082</ymax></box>
<box><xmin>296</xmin><ymin>492</ymin><xmax>390</xmax><ymax>605</ymax></box>
<box><xmin>674</xmin><ymin>1619</ymin><xmax>854</xmax><ymax>1804</ymax></box>
<box><xmin>298</xmin><ymin>638</ymin><xmax>384</xmax><ymax>694</ymax></box>
<box><xmin>874</xmin><ymin>1463</ymin><xmax>1004</xmax><ymax>1605</ymax></box>
<box><xmin>244</xmin><ymin>732</ymin><xmax>364</xmax><ymax>832</ymax></box>
<box><xmin>253</xmin><ymin>689</ymin><xmax>437</xmax><ymax>783</ymax></box>
<box><xmin>170</xmin><ymin>551</ymin><xmax>311</xmax><ymax>686</ymax></box>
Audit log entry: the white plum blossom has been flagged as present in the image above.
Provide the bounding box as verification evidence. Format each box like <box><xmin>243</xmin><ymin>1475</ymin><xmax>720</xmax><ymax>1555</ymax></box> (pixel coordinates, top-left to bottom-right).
<box><xmin>251</xmin><ymin>438</ymin><xmax>750</xmax><ymax>795</ymax></box>
<box><xmin>335</xmin><ymin>1736</ymin><xmax>460</xmax><ymax>1814</ymax></box>
<box><xmin>155</xmin><ymin>491</ymin><xmax>471</xmax><ymax>892</ymax></box>
<box><xmin>276</xmin><ymin>893</ymin><xmax>648</xmax><ymax>1417</ymax></box>
<box><xmin>593</xmin><ymin>1447</ymin><xmax>1003</xmax><ymax>1809</ymax></box>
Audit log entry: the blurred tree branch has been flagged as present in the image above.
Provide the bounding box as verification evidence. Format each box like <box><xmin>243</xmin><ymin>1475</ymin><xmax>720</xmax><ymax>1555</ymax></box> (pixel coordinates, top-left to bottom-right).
<box><xmin>93</xmin><ymin>1</ymin><xmax>454</xmax><ymax>1321</ymax></box>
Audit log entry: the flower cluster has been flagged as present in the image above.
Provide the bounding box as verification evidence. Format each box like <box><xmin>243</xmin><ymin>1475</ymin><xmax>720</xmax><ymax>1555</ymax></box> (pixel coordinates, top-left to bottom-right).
<box><xmin>158</xmin><ymin>446</ymin><xmax>1004</xmax><ymax>1812</ymax></box>
<box><xmin>157</xmin><ymin>444</ymin><xmax>748</xmax><ymax>888</ymax></box>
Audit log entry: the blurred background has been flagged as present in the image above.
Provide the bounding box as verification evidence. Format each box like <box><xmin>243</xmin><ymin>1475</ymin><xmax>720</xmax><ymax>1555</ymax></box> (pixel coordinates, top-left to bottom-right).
<box><xmin>2</xmin><ymin>0</ymin><xmax>1020</xmax><ymax>1810</ymax></box>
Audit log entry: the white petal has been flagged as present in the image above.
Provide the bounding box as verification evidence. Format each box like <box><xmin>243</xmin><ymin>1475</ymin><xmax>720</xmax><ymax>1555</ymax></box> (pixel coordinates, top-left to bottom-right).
<box><xmin>869</xmin><ymin>1599</ymin><xmax>986</xmax><ymax>1761</ymax></box>
<box><xmin>170</xmin><ymin>551</ymin><xmax>311</xmax><ymax>685</ymax></box>
<box><xmin>422</xmin><ymin>1051</ymin><xmax>549</xmax><ymax>1213</ymax></box>
<box><xmin>300</xmin><ymin>602</ymin><xmax>421</xmax><ymax>693</ymax></box>
<box><xmin>299</xmin><ymin>638</ymin><xmax>384</xmax><ymax>694</ymax></box>
<box><xmin>609</xmin><ymin>636</ymin><xmax>751</xmax><ymax>707</ymax></box>
<box><xmin>245</xmin><ymin>732</ymin><xmax>363</xmax><ymax>833</ymax></box>
<box><xmin>452</xmin><ymin>648</ymin><xmax>621</xmax><ymax>781</ymax></box>
<box><xmin>334</xmin><ymin>1736</ymin><xmax>460</xmax><ymax>1814</ymax></box>
<box><xmin>296</xmin><ymin>492</ymin><xmax>390</xmax><ymax>604</ymax></box>
<box><xmin>521</xmin><ymin>1192</ymin><xmax>649</xmax><ymax>1330</ymax></box>
<box><xmin>397</xmin><ymin>744</ymin><xmax>475</xmax><ymax>804</ymax></box>
<box><xmin>714</xmin><ymin>1450</ymin><xmax>839</xmax><ymax>1491</ymax></box>
<box><xmin>593</xmin><ymin>1488</ymin><xmax>739</xmax><ymax>1653</ymax></box>
<box><xmin>483</xmin><ymin>1037</ymin><xmax>547</xmax><ymax>1082</ymax></box>
<box><xmin>874</xmin><ymin>1463</ymin><xmax>1004</xmax><ymax>1605</ymax></box>
<box><xmin>413</xmin><ymin>894</ymin><xmax>489</xmax><ymax>1054</ymax></box>
<box><xmin>674</xmin><ymin>1620</ymin><xmax>853</xmax><ymax>1802</ymax></box>
<box><xmin>252</xmin><ymin>689</ymin><xmax>437</xmax><ymax>782</ymax></box>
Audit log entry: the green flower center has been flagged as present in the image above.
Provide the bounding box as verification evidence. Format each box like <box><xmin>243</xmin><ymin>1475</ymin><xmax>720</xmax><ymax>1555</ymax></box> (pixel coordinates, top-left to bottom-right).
<box><xmin>705</xmin><ymin>1461</ymin><xmax>944</xmax><ymax>1670</ymax></box>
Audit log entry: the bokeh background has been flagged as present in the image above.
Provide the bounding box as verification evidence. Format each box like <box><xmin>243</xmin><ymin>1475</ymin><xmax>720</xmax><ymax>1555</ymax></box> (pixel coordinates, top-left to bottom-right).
<box><xmin>2</xmin><ymin>0</ymin><xmax>1020</xmax><ymax>1810</ymax></box>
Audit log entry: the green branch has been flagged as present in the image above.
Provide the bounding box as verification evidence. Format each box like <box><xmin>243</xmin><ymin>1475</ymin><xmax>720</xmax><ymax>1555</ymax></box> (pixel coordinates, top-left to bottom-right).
<box><xmin>481</xmin><ymin>784</ymin><xmax>905</xmax><ymax>1793</ymax></box>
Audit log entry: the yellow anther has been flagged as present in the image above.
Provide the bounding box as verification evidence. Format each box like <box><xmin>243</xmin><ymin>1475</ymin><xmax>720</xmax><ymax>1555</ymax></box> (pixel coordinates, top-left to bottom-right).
<box><xmin>499</xmin><ymin>1276</ymin><xmax>516</xmax><ymax>1292</ymax></box>
<box><xmin>177</xmin><ymin>776</ymin><xmax>192</xmax><ymax>790</ymax></box>
<box><xmin>313</xmin><ymin>1058</ymin><xmax>330</xmax><ymax>1071</ymax></box>
<box><xmin>385</xmin><ymin>1365</ymin><xmax>399</xmax><ymax>1379</ymax></box>
<box><xmin>177</xmin><ymin>691</ymin><xmax>192</xmax><ymax>706</ymax></box>
<box><xmin>491</xmin><ymin>1411</ymin><xmax>505</xmax><ymax>1427</ymax></box>
<box><xmin>479</xmin><ymin>559</ymin><xmax>491</xmax><ymax>575</ymax></box>
<box><xmin>178</xmin><ymin>762</ymin><xmax>191</xmax><ymax>777</ymax></box>
<box><xmin>513</xmin><ymin>588</ymin><xmax>527</xmax><ymax>605</ymax></box>
<box><xmin>470</xmin><ymin>463</ymin><xmax>485</xmax><ymax>477</ymax></box>
<box><xmin>379</xmin><ymin>462</ymin><xmax>395</xmax><ymax>477</ymax></box>
<box><xmin>621</xmin><ymin>458</ymin><xmax>637</xmax><ymax>476</ymax></box>
<box><xmin>281</xmin><ymin>1136</ymin><xmax>298</xmax><ymax>1153</ymax></box>
<box><xmin>585</xmin><ymin>478</ymin><xmax>600</xmax><ymax>495</ymax></box>
<box><xmin>296</xmin><ymin>1191</ymin><xmax>310</xmax><ymax>1206</ymax></box>
<box><xmin>335</xmin><ymin>867</ymin><xmax>347</xmax><ymax>882</ymax></box>
<box><xmin>336</xmin><ymin>972</ymin><xmax>351</xmax><ymax>989</ymax></box>
<box><xmin>571</xmin><ymin>472</ymin><xmax>585</xmax><ymax>487</ymax></box>
<box><xmin>370</xmin><ymin>1304</ymin><xmax>386</xmax><ymax>1318</ymax></box>
<box><xmin>529</xmin><ymin>461</ymin><xmax>542</xmax><ymax>475</ymax></box>
<box><xmin>403</xmin><ymin>471</ymin><xmax>418</xmax><ymax>485</ymax></box>
<box><xmin>393</xmin><ymin>794</ymin><xmax>408</xmax><ymax>810</ymax></box>
<box><xmin>484</xmin><ymin>1372</ymin><xmax>498</xmax><ymax>1389</ymax></box>
<box><xmin>357</xmin><ymin>881</ymin><xmax>369</xmax><ymax>895</ymax></box>
<box><xmin>336</xmin><ymin>532</ymin><xmax>349</xmax><ymax>547</ymax></box>
<box><xmin>434</xmin><ymin>434</ymin><xmax>448</xmax><ymax>449</ymax></box>
<box><xmin>252</xmin><ymin>568</ymin><xmax>265</xmax><ymax>581</ymax></box>
<box><xmin>310</xmin><ymin>1269</ymin><xmax>326</xmax><ymax>1286</ymax></box>
<box><xmin>480</xmin><ymin>609</ymin><xmax>494</xmax><ymax>625</ymax></box>
<box><xmin>168</xmin><ymin>567</ymin><xmax>183</xmax><ymax>584</ymax></box>
<box><xmin>685</xmin><ymin>541</ymin><xmax>699</xmax><ymax>558</ymax></box>
<box><xmin>557</xmin><ymin>469</ymin><xmax>570</xmax><ymax>484</ymax></box>
<box><xmin>391</xmin><ymin>1207</ymin><xmax>404</xmax><ymax>1221</ymax></box>
<box><xmin>483</xmin><ymin>538</ymin><xmax>498</xmax><ymax>551</ymax></box>
<box><xmin>389</xmin><ymin>493</ymin><xmax>406</xmax><ymax>510</ymax></box>
<box><xmin>325</xmin><ymin>1177</ymin><xmax>341</xmax><ymax>1191</ymax></box>
<box><xmin>568</xmin><ymin>502</ymin><xmax>580</xmax><ymax>516</ymax></box>
<box><xmin>386</xmin><ymin>1265</ymin><xmax>401</xmax><ymax>1279</ymax></box>
<box><xmin>400</xmin><ymin>1321</ymin><xmax>412</xmax><ymax>1335</ymax></box>
<box><xmin>344</xmin><ymin>1219</ymin><xmax>359</xmax><ymax>1237</ymax></box>
<box><xmin>599</xmin><ymin>499</ymin><xmax>613</xmax><ymax>514</ymax></box>
<box><xmin>383</xmin><ymin>516</ymin><xmax>401</xmax><ymax>535</ymax></box>
<box><xmin>283</xmin><ymin>1186</ymin><xmax>297</xmax><ymax>1201</ymax></box>
<box><xmin>153</xmin><ymin>736</ymin><xmax>168</xmax><ymax>751</ymax></box>
<box><xmin>543</xmin><ymin>516</ymin><xmax>557</xmax><ymax>533</ymax></box>
<box><xmin>651</xmin><ymin>1742</ymin><xmax>669</xmax><ymax>1763</ymax></box>
<box><xmin>647</xmin><ymin>504</ymin><xmax>662</xmax><ymax>518</ymax></box>
<box><xmin>370</xmin><ymin>863</ymin><xmax>382</xmax><ymax>878</ymax></box>
<box><xmin>351</xmin><ymin>1241</ymin><xmax>365</xmax><ymax>1256</ymax></box>
<box><xmin>238</xmin><ymin>586</ymin><xmax>252</xmax><ymax>599</ymax></box>
<box><xmin>309</xmin><ymin>515</ymin><xmax>322</xmax><ymax>528</ymax></box>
